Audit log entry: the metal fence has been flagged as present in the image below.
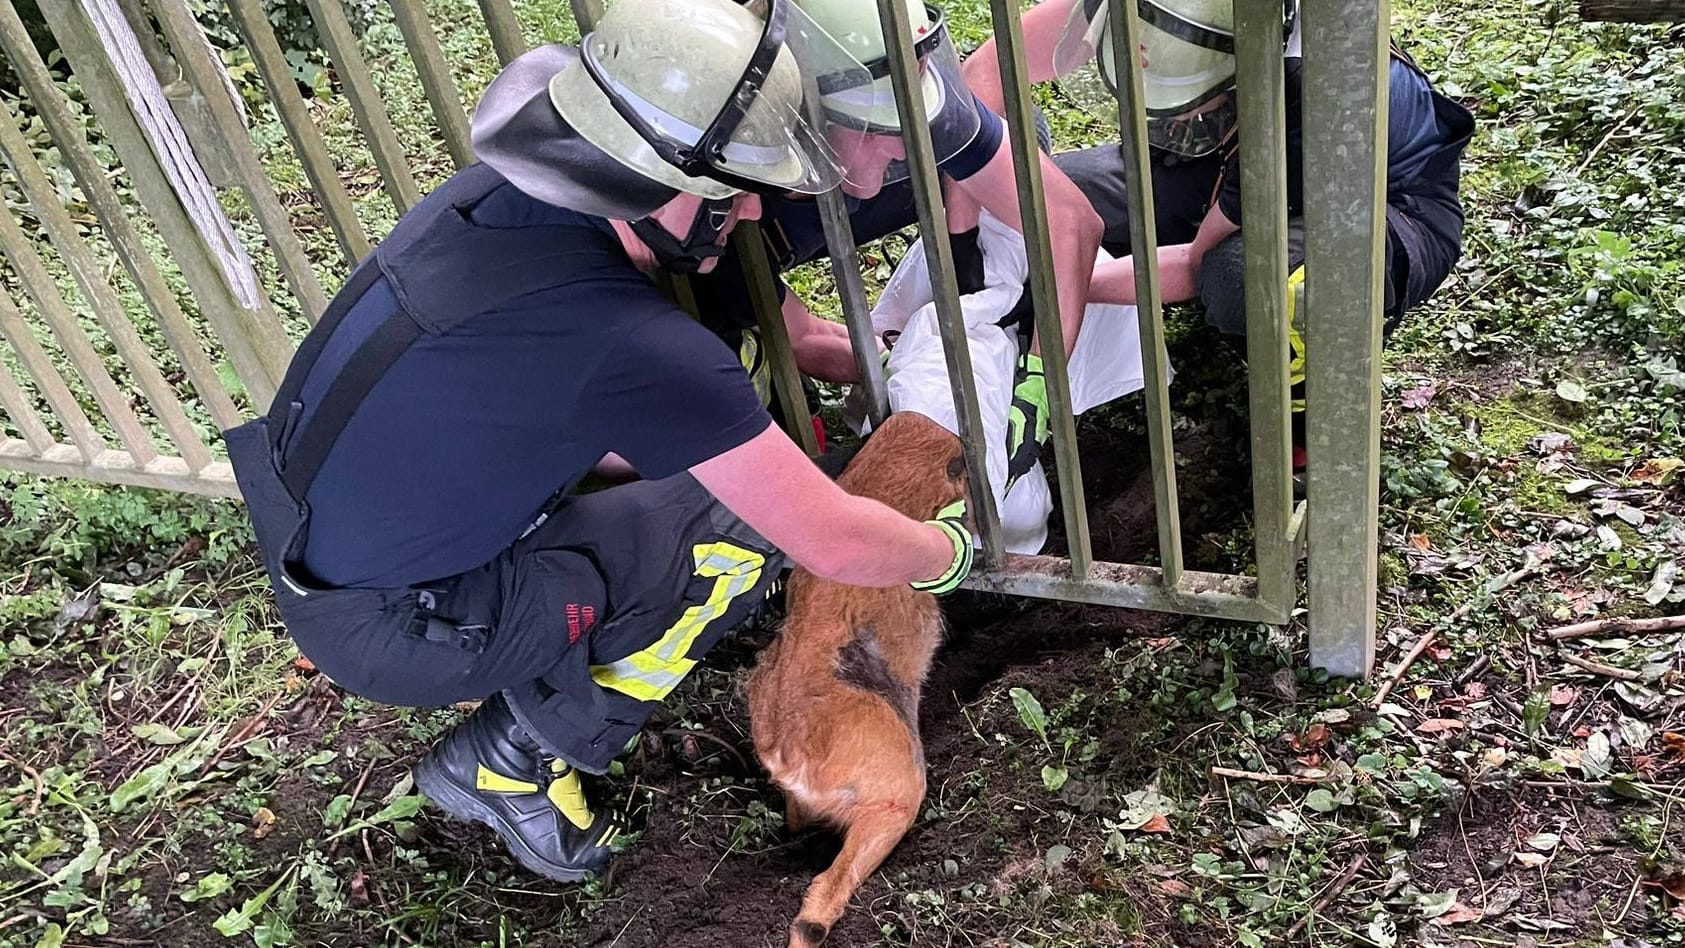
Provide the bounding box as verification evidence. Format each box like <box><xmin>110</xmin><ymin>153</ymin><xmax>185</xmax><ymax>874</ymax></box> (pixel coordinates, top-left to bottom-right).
<box><xmin>0</xmin><ymin>0</ymin><xmax>1388</xmax><ymax>675</ymax></box>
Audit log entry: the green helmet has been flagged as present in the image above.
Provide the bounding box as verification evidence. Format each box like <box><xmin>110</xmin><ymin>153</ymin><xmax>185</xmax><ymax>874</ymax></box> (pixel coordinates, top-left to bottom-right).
<box><xmin>792</xmin><ymin>0</ymin><xmax>983</xmax><ymax>193</ymax></box>
<box><xmin>1052</xmin><ymin>0</ymin><xmax>1297</xmax><ymax>156</ymax></box>
<box><xmin>545</xmin><ymin>0</ymin><xmax>865</xmax><ymax>196</ymax></box>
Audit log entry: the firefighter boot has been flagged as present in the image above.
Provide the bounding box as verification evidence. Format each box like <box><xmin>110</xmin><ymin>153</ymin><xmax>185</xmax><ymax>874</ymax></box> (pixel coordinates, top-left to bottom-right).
<box><xmin>414</xmin><ymin>693</ymin><xmax>624</xmax><ymax>882</ymax></box>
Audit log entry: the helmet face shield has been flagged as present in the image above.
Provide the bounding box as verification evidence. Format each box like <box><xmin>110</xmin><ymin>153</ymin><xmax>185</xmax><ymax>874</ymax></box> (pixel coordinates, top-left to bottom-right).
<box><xmin>562</xmin><ymin>0</ymin><xmax>874</xmax><ymax>195</ymax></box>
<box><xmin>815</xmin><ymin>6</ymin><xmax>982</xmax><ymax>196</ymax></box>
<box><xmin>1051</xmin><ymin>0</ymin><xmax>1291</xmax><ymax>156</ymax></box>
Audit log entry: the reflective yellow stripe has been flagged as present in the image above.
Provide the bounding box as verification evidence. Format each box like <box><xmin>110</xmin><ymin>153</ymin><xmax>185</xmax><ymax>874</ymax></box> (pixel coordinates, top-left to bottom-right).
<box><xmin>476</xmin><ymin>765</ymin><xmax>539</xmax><ymax>795</ymax></box>
<box><xmin>590</xmin><ymin>542</ymin><xmax>765</xmax><ymax>702</ymax></box>
<box><xmin>596</xmin><ymin>825</ymin><xmax>620</xmax><ymax>848</ymax></box>
<box><xmin>545</xmin><ymin>768</ymin><xmax>595</xmax><ymax>831</ymax></box>
<box><xmin>739</xmin><ymin>330</ymin><xmax>772</xmax><ymax>407</ymax></box>
<box><xmin>1287</xmin><ymin>266</ymin><xmax>1307</xmax><ymax>413</ymax></box>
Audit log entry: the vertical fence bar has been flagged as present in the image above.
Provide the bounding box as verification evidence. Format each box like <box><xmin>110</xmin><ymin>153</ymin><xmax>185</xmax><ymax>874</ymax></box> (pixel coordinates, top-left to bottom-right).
<box><xmin>734</xmin><ymin>224</ymin><xmax>820</xmax><ymax>456</ymax></box>
<box><xmin>815</xmin><ymin>188</ymin><xmax>890</xmax><ymax>429</ymax></box>
<box><xmin>1233</xmin><ymin>0</ymin><xmax>1295</xmax><ymax>621</ymax></box>
<box><xmin>476</xmin><ymin>0</ymin><xmax>527</xmax><ymax>64</ymax></box>
<box><xmin>0</xmin><ymin>114</ymin><xmax>214</xmax><ymax>470</ymax></box>
<box><xmin>1302</xmin><ymin>0</ymin><xmax>1388</xmax><ymax>677</ymax></box>
<box><xmin>389</xmin><ymin>0</ymin><xmax>476</xmax><ymax>169</ymax></box>
<box><xmin>0</xmin><ymin>292</ymin><xmax>106</xmax><ymax>459</ymax></box>
<box><xmin>0</xmin><ymin>90</ymin><xmax>239</xmax><ymax>431</ymax></box>
<box><xmin>302</xmin><ymin>0</ymin><xmax>423</xmax><ymax>213</ymax></box>
<box><xmin>30</xmin><ymin>0</ymin><xmax>291</xmax><ymax>409</ymax></box>
<box><xmin>224</xmin><ymin>0</ymin><xmax>372</xmax><ymax>263</ymax></box>
<box><xmin>985</xmin><ymin>0</ymin><xmax>1091</xmax><ymax>577</ymax></box>
<box><xmin>149</xmin><ymin>0</ymin><xmax>331</xmax><ymax>322</ymax></box>
<box><xmin>0</xmin><ymin>349</ymin><xmax>60</xmax><ymax>453</ymax></box>
<box><xmin>1103</xmin><ymin>0</ymin><xmax>1184</xmax><ymax>584</ymax></box>
<box><xmin>569</xmin><ymin>0</ymin><xmax>604</xmax><ymax>31</ymax></box>
<box><xmin>877</xmin><ymin>0</ymin><xmax>1004</xmax><ymax>563</ymax></box>
<box><xmin>0</xmin><ymin>206</ymin><xmax>164</xmax><ymax>465</ymax></box>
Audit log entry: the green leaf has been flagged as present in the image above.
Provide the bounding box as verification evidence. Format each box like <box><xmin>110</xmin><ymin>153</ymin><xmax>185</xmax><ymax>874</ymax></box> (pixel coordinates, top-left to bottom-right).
<box><xmin>1609</xmin><ymin>775</ymin><xmax>1653</xmax><ymax>801</ymax></box>
<box><xmin>181</xmin><ymin>871</ymin><xmax>234</xmax><ymax>903</ymax></box>
<box><xmin>1008</xmin><ymin>687</ymin><xmax>1049</xmax><ymax>747</ymax></box>
<box><xmin>1555</xmin><ymin>379</ymin><xmax>1588</xmax><ymax>403</ymax></box>
<box><xmin>213</xmin><ymin>867</ymin><xmax>295</xmax><ymax>937</ymax></box>
<box><xmin>1041</xmin><ymin>765</ymin><xmax>1068</xmax><ymax>793</ymax></box>
<box><xmin>1045</xmin><ymin>844</ymin><xmax>1072</xmax><ymax>870</ymax></box>
<box><xmin>130</xmin><ymin>722</ymin><xmax>203</xmax><ymax>746</ymax></box>
<box><xmin>1417</xmin><ymin>887</ymin><xmax>1459</xmax><ymax>918</ymax></box>
<box><xmin>1522</xmin><ymin>689</ymin><xmax>1550</xmax><ymax>738</ymax></box>
<box><xmin>35</xmin><ymin>923</ymin><xmax>65</xmax><ymax>948</ymax></box>
<box><xmin>322</xmin><ymin>794</ymin><xmax>353</xmax><ymax>830</ymax></box>
<box><xmin>109</xmin><ymin>761</ymin><xmax>175</xmax><ymax>813</ymax></box>
<box><xmin>1304</xmin><ymin>788</ymin><xmax>1338</xmax><ymax>812</ymax></box>
<box><xmin>370</xmin><ymin>794</ymin><xmax>425</xmax><ymax>825</ymax></box>
<box><xmin>1355</xmin><ymin>753</ymin><xmax>1389</xmax><ymax>774</ymax></box>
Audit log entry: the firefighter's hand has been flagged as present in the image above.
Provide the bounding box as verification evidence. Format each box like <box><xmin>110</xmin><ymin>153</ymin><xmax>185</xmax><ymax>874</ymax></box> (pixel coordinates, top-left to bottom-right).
<box><xmin>910</xmin><ymin>498</ymin><xmax>974</xmax><ymax>595</ymax></box>
<box><xmin>1004</xmin><ymin>353</ymin><xmax>1049</xmax><ymax>493</ymax></box>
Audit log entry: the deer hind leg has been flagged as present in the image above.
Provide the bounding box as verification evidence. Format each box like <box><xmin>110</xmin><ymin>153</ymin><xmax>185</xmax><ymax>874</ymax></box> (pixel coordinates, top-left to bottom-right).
<box><xmin>787</xmin><ymin>798</ymin><xmax>919</xmax><ymax>948</ymax></box>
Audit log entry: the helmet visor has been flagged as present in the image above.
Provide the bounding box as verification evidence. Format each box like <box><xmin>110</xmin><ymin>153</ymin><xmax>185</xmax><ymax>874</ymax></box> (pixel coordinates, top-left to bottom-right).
<box><xmin>818</xmin><ymin>8</ymin><xmax>982</xmax><ymax>194</ymax></box>
<box><xmin>573</xmin><ymin>0</ymin><xmax>874</xmax><ymax>194</ymax></box>
<box><xmin>1053</xmin><ymin>0</ymin><xmax>1238</xmax><ymax>116</ymax></box>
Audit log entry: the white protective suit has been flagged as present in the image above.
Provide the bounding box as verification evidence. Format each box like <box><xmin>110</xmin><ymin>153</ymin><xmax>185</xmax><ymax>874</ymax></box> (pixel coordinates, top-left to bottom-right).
<box><xmin>854</xmin><ymin>210</ymin><xmax>1162</xmax><ymax>553</ymax></box>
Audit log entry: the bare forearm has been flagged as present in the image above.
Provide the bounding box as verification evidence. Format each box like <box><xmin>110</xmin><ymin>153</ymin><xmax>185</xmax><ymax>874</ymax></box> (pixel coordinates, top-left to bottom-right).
<box><xmin>1088</xmin><ymin>245</ymin><xmax>1201</xmax><ymax>307</ymax></box>
<box><xmin>803</xmin><ymin>494</ymin><xmax>960</xmax><ymax>587</ymax></box>
<box><xmin>793</xmin><ymin>321</ymin><xmax>862</xmax><ymax>383</ymax></box>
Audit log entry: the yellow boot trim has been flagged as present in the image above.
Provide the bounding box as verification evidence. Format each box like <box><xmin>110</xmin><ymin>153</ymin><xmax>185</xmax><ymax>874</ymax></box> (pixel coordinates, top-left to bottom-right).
<box><xmin>475</xmin><ymin>765</ymin><xmax>539</xmax><ymax>795</ymax></box>
<box><xmin>545</xmin><ymin>767</ymin><xmax>596</xmax><ymax>831</ymax></box>
<box><xmin>1286</xmin><ymin>266</ymin><xmax>1308</xmax><ymax>413</ymax></box>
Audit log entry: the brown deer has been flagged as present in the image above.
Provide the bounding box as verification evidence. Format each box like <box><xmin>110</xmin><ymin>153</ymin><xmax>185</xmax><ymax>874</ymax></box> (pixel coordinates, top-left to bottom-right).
<box><xmin>748</xmin><ymin>411</ymin><xmax>969</xmax><ymax>948</ymax></box>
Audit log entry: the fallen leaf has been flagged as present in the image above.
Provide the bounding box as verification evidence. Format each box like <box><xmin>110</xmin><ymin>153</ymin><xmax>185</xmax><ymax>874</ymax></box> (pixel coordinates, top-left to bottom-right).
<box><xmin>1428</xmin><ymin>645</ymin><xmax>1453</xmax><ymax>662</ymax></box>
<box><xmin>1550</xmin><ymin>684</ymin><xmax>1579</xmax><ymax>706</ymax></box>
<box><xmin>1530</xmin><ymin>432</ymin><xmax>1574</xmax><ymax>455</ymax></box>
<box><xmin>1401</xmin><ymin>381</ymin><xmax>1438</xmax><ymax>409</ymax></box>
<box><xmin>349</xmin><ymin>871</ymin><xmax>369</xmax><ymax>906</ymax></box>
<box><xmin>1663</xmin><ymin>732</ymin><xmax>1685</xmax><ymax>760</ymax></box>
<box><xmin>1643</xmin><ymin>560</ymin><xmax>1678</xmax><ymax>606</ymax></box>
<box><xmin>1514</xmin><ymin>851</ymin><xmax>1551</xmax><ymax>868</ymax></box>
<box><xmin>1564</xmin><ymin>478</ymin><xmax>1600</xmax><ymax>495</ymax></box>
<box><xmin>1526</xmin><ymin>832</ymin><xmax>1560</xmax><ymax>852</ymax></box>
<box><xmin>1555</xmin><ymin>379</ymin><xmax>1588</xmax><ymax>403</ymax></box>
<box><xmin>1482</xmin><ymin>747</ymin><xmax>1509</xmax><ymax>768</ymax></box>
<box><xmin>1614</xmin><ymin>503</ymin><xmax>1646</xmax><ymax>527</ymax></box>
<box><xmin>1154</xmin><ymin>877</ymin><xmax>1192</xmax><ymax>898</ymax></box>
<box><xmin>251</xmin><ymin>806</ymin><xmax>277</xmax><ymax>840</ymax></box>
<box><xmin>1139</xmin><ymin>813</ymin><xmax>1172</xmax><ymax>834</ymax></box>
<box><xmin>1631</xmin><ymin>457</ymin><xmax>1683</xmax><ymax>485</ymax></box>
<box><xmin>1465</xmin><ymin>681</ymin><xmax>1488</xmax><ymax>699</ymax></box>
<box><xmin>1292</xmin><ymin>723</ymin><xmax>1333</xmax><ymax>752</ymax></box>
<box><xmin>1431</xmin><ymin>902</ymin><xmax>1485</xmax><ymax>926</ymax></box>
<box><xmin>293</xmin><ymin>654</ymin><xmax>317</xmax><ymax>674</ymax></box>
<box><xmin>1409</xmin><ymin>533</ymin><xmax>1432</xmax><ymax>550</ymax></box>
<box><xmin>1642</xmin><ymin>870</ymin><xmax>1685</xmax><ymax>901</ymax></box>
<box><xmin>1417</xmin><ymin>718</ymin><xmax>1466</xmax><ymax>734</ymax></box>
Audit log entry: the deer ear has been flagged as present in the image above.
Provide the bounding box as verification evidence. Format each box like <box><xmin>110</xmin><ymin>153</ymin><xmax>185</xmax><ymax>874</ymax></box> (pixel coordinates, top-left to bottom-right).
<box><xmin>947</xmin><ymin>455</ymin><xmax>968</xmax><ymax>479</ymax></box>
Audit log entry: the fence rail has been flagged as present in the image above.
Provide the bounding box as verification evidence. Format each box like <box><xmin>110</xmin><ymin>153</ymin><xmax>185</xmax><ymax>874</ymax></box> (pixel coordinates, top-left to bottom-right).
<box><xmin>0</xmin><ymin>0</ymin><xmax>1386</xmax><ymax>675</ymax></box>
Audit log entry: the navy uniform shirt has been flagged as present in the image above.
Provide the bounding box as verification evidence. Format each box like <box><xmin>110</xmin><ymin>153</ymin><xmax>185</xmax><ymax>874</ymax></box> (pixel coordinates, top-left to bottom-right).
<box><xmin>296</xmin><ymin>182</ymin><xmax>771</xmax><ymax>588</ymax></box>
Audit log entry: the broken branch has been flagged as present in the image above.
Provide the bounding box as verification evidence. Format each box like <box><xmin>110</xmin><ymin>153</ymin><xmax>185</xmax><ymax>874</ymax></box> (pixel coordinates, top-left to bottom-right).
<box><xmin>1210</xmin><ymin>766</ymin><xmax>1331</xmax><ymax>785</ymax></box>
<box><xmin>1545</xmin><ymin>614</ymin><xmax>1685</xmax><ymax>641</ymax></box>
<box><xmin>1560</xmin><ymin>653</ymin><xmax>1644</xmax><ymax>681</ymax></box>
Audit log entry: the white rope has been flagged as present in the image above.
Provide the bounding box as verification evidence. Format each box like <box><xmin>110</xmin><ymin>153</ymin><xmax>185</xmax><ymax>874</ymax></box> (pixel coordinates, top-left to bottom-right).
<box><xmin>80</xmin><ymin>0</ymin><xmax>261</xmax><ymax>309</ymax></box>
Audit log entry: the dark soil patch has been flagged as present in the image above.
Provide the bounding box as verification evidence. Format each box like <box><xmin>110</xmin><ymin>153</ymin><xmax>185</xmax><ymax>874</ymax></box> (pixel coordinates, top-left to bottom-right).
<box><xmin>1408</xmin><ymin>783</ymin><xmax>1658</xmax><ymax>941</ymax></box>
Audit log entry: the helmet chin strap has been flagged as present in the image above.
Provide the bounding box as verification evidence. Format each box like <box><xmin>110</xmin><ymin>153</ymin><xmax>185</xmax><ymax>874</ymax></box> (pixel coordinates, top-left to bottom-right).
<box><xmin>629</xmin><ymin>197</ymin><xmax>737</xmax><ymax>275</ymax></box>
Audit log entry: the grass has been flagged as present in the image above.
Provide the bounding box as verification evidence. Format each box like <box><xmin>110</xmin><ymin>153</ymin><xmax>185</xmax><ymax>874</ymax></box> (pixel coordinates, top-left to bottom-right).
<box><xmin>4</xmin><ymin>0</ymin><xmax>1685</xmax><ymax>946</ymax></box>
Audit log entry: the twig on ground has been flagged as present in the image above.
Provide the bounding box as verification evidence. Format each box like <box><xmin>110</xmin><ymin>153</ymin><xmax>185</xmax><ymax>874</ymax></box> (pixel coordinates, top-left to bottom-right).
<box><xmin>198</xmin><ymin>690</ymin><xmax>288</xmax><ymax>775</ymax></box>
<box><xmin>1560</xmin><ymin>653</ymin><xmax>1643</xmax><ymax>681</ymax></box>
<box><xmin>1210</xmin><ymin>766</ymin><xmax>1330</xmax><ymax>786</ymax></box>
<box><xmin>1284</xmin><ymin>852</ymin><xmax>1368</xmax><ymax>941</ymax></box>
<box><xmin>329</xmin><ymin>758</ymin><xmax>381</xmax><ymax>855</ymax></box>
<box><xmin>0</xmin><ymin>749</ymin><xmax>44</xmax><ymax>816</ymax></box>
<box><xmin>1373</xmin><ymin>564</ymin><xmax>1544</xmax><ymax>708</ymax></box>
<box><xmin>1546</xmin><ymin>614</ymin><xmax>1685</xmax><ymax>641</ymax></box>
<box><xmin>1372</xmin><ymin>629</ymin><xmax>1438</xmax><ymax>708</ymax></box>
<box><xmin>1454</xmin><ymin>654</ymin><xmax>1491</xmax><ymax>688</ymax></box>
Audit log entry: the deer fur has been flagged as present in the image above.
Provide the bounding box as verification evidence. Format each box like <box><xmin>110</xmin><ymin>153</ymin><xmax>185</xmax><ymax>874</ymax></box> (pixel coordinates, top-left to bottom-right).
<box><xmin>748</xmin><ymin>411</ymin><xmax>969</xmax><ymax>948</ymax></box>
